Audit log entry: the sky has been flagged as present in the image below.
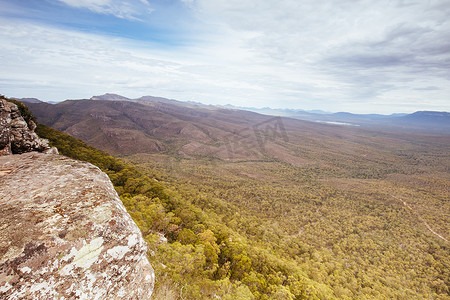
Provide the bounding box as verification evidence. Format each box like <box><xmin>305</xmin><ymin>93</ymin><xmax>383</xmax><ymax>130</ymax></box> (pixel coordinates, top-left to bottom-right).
<box><xmin>0</xmin><ymin>0</ymin><xmax>449</xmax><ymax>113</ymax></box>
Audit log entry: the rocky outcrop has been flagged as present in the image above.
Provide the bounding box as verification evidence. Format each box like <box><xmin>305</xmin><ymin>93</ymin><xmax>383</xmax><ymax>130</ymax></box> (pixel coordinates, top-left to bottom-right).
<box><xmin>0</xmin><ymin>99</ymin><xmax>50</xmax><ymax>155</ymax></box>
<box><xmin>0</xmin><ymin>152</ymin><xmax>154</xmax><ymax>299</ymax></box>
<box><xmin>0</xmin><ymin>101</ymin><xmax>10</xmax><ymax>155</ymax></box>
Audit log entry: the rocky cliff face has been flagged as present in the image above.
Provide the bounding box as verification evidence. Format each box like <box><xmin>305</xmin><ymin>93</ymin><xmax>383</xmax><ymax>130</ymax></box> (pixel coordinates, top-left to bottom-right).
<box><xmin>0</xmin><ymin>152</ymin><xmax>155</xmax><ymax>299</ymax></box>
<box><xmin>0</xmin><ymin>99</ymin><xmax>50</xmax><ymax>155</ymax></box>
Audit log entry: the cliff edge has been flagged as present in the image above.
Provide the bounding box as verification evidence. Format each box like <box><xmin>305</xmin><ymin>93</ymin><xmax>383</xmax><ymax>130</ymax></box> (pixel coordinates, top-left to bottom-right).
<box><xmin>0</xmin><ymin>152</ymin><xmax>155</xmax><ymax>299</ymax></box>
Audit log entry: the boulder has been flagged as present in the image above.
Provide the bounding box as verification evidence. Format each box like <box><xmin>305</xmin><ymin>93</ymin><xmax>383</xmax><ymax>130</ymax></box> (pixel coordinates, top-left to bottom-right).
<box><xmin>0</xmin><ymin>152</ymin><xmax>154</xmax><ymax>299</ymax></box>
<box><xmin>0</xmin><ymin>99</ymin><xmax>50</xmax><ymax>155</ymax></box>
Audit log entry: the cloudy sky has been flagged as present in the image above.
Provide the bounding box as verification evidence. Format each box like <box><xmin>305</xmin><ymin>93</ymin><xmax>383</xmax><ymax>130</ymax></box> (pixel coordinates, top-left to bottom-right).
<box><xmin>0</xmin><ymin>0</ymin><xmax>449</xmax><ymax>113</ymax></box>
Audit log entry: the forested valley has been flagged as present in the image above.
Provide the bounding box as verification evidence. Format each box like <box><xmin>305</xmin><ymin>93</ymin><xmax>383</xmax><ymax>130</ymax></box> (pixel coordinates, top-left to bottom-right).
<box><xmin>23</xmin><ymin>97</ymin><xmax>450</xmax><ymax>299</ymax></box>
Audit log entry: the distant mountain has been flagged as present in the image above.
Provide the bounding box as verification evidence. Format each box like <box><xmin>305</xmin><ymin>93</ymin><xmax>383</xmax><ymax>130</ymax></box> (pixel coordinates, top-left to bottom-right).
<box><xmin>27</xmin><ymin>99</ymin><xmax>287</xmax><ymax>157</ymax></box>
<box><xmin>90</xmin><ymin>93</ymin><xmax>212</xmax><ymax>109</ymax></box>
<box><xmin>232</xmin><ymin>106</ymin><xmax>449</xmax><ymax>134</ymax></box>
<box><xmin>398</xmin><ymin>111</ymin><xmax>450</xmax><ymax>124</ymax></box>
<box><xmin>49</xmin><ymin>93</ymin><xmax>450</xmax><ymax>135</ymax></box>
<box><xmin>14</xmin><ymin>97</ymin><xmax>43</xmax><ymax>103</ymax></box>
<box><xmin>11</xmin><ymin>97</ymin><xmax>61</xmax><ymax>104</ymax></box>
<box><xmin>90</xmin><ymin>93</ymin><xmax>131</xmax><ymax>101</ymax></box>
<box><xmin>90</xmin><ymin>93</ymin><xmax>183</xmax><ymax>104</ymax></box>
<box><xmin>220</xmin><ymin>105</ymin><xmax>329</xmax><ymax>117</ymax></box>
<box><xmin>27</xmin><ymin>98</ymin><xmax>449</xmax><ymax>171</ymax></box>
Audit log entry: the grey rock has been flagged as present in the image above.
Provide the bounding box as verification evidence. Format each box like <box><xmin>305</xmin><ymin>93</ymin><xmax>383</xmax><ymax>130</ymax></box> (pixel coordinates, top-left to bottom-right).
<box><xmin>0</xmin><ymin>152</ymin><xmax>154</xmax><ymax>299</ymax></box>
<box><xmin>43</xmin><ymin>147</ymin><xmax>59</xmax><ymax>155</ymax></box>
<box><xmin>0</xmin><ymin>100</ymin><xmax>12</xmax><ymax>155</ymax></box>
<box><xmin>0</xmin><ymin>100</ymin><xmax>49</xmax><ymax>155</ymax></box>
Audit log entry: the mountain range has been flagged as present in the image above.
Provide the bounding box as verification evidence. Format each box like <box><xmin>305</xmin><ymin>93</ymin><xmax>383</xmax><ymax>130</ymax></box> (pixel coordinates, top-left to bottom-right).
<box><xmin>222</xmin><ymin>105</ymin><xmax>450</xmax><ymax>134</ymax></box>
<box><xmin>22</xmin><ymin>93</ymin><xmax>450</xmax><ymax>135</ymax></box>
<box><xmin>25</xmin><ymin>94</ymin><xmax>448</xmax><ymax>162</ymax></box>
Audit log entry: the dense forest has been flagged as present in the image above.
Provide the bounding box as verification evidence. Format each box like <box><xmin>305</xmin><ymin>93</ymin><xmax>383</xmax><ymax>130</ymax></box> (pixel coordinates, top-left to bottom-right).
<box><xmin>36</xmin><ymin>124</ymin><xmax>332</xmax><ymax>299</ymax></box>
<box><xmin>11</xmin><ymin>95</ymin><xmax>447</xmax><ymax>299</ymax></box>
<box><xmin>127</xmin><ymin>149</ymin><xmax>449</xmax><ymax>299</ymax></box>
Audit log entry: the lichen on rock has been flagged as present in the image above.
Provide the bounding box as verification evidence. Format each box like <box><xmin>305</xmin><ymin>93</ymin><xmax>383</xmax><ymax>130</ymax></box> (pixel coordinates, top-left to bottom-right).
<box><xmin>0</xmin><ymin>152</ymin><xmax>155</xmax><ymax>299</ymax></box>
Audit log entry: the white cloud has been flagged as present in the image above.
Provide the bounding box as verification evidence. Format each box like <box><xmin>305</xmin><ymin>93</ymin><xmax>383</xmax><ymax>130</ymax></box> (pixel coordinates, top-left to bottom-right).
<box><xmin>0</xmin><ymin>22</ymin><xmax>177</xmax><ymax>98</ymax></box>
<box><xmin>56</xmin><ymin>0</ymin><xmax>152</xmax><ymax>20</ymax></box>
<box><xmin>183</xmin><ymin>0</ymin><xmax>450</xmax><ymax>112</ymax></box>
<box><xmin>0</xmin><ymin>0</ymin><xmax>449</xmax><ymax>113</ymax></box>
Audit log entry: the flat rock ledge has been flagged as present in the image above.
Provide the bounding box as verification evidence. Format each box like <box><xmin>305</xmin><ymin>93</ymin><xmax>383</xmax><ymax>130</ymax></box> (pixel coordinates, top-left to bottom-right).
<box><xmin>0</xmin><ymin>152</ymin><xmax>154</xmax><ymax>299</ymax></box>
